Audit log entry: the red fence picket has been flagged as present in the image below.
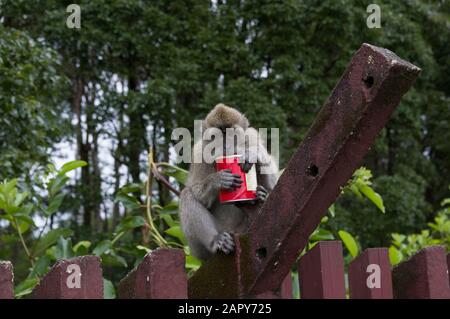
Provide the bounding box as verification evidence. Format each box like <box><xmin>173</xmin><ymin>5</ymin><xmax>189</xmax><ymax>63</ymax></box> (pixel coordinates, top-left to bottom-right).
<box><xmin>348</xmin><ymin>248</ymin><xmax>393</xmax><ymax>299</ymax></box>
<box><xmin>298</xmin><ymin>241</ymin><xmax>346</xmax><ymax>299</ymax></box>
<box><xmin>279</xmin><ymin>272</ymin><xmax>293</xmax><ymax>299</ymax></box>
<box><xmin>0</xmin><ymin>261</ymin><xmax>14</xmax><ymax>299</ymax></box>
<box><xmin>3</xmin><ymin>245</ymin><xmax>450</xmax><ymax>299</ymax></box>
<box><xmin>254</xmin><ymin>272</ymin><xmax>293</xmax><ymax>299</ymax></box>
<box><xmin>117</xmin><ymin>248</ymin><xmax>187</xmax><ymax>299</ymax></box>
<box><xmin>32</xmin><ymin>256</ymin><xmax>103</xmax><ymax>299</ymax></box>
<box><xmin>392</xmin><ymin>246</ymin><xmax>450</xmax><ymax>299</ymax></box>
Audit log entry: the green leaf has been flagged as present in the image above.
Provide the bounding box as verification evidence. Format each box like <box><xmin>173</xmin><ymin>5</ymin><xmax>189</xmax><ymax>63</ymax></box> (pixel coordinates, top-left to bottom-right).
<box><xmin>13</xmin><ymin>191</ymin><xmax>28</xmax><ymax>207</ymax></box>
<box><xmin>440</xmin><ymin>198</ymin><xmax>450</xmax><ymax>206</ymax></box>
<box><xmin>161</xmin><ymin>214</ymin><xmax>175</xmax><ymax>227</ymax></box>
<box><xmin>19</xmin><ymin>203</ymin><xmax>34</xmax><ymax>216</ymax></box>
<box><xmin>54</xmin><ymin>236</ymin><xmax>74</xmax><ymax>260</ymax></box>
<box><xmin>73</xmin><ymin>241</ymin><xmax>91</xmax><ymax>256</ymax></box>
<box><xmin>58</xmin><ymin>160</ymin><xmax>87</xmax><ymax>176</ymax></box>
<box><xmin>391</xmin><ymin>233</ymin><xmax>406</xmax><ymax>247</ymax></box>
<box><xmin>116</xmin><ymin>216</ymin><xmax>146</xmax><ymax>233</ymax></box>
<box><xmin>310</xmin><ymin>228</ymin><xmax>335</xmax><ymax>242</ymax></box>
<box><xmin>185</xmin><ymin>255</ymin><xmax>202</xmax><ymax>270</ymax></box>
<box><xmin>120</xmin><ymin>183</ymin><xmax>141</xmax><ymax>194</ymax></box>
<box><xmin>103</xmin><ymin>279</ymin><xmax>116</xmax><ymax>299</ymax></box>
<box><xmin>328</xmin><ymin>204</ymin><xmax>335</xmax><ymax>217</ymax></box>
<box><xmin>3</xmin><ymin>179</ymin><xmax>18</xmax><ymax>194</ymax></box>
<box><xmin>160</xmin><ymin>201</ymin><xmax>179</xmax><ymax>214</ymax></box>
<box><xmin>164</xmin><ymin>226</ymin><xmax>187</xmax><ymax>245</ymax></box>
<box><xmin>33</xmin><ymin>228</ymin><xmax>73</xmax><ymax>256</ymax></box>
<box><xmin>358</xmin><ymin>183</ymin><xmax>385</xmax><ymax>213</ymax></box>
<box><xmin>157</xmin><ymin>163</ymin><xmax>188</xmax><ymax>185</ymax></box>
<box><xmin>45</xmin><ymin>193</ymin><xmax>65</xmax><ymax>216</ymax></box>
<box><xmin>114</xmin><ymin>193</ymin><xmax>141</xmax><ymax>211</ymax></box>
<box><xmin>102</xmin><ymin>251</ymin><xmax>127</xmax><ymax>268</ymax></box>
<box><xmin>93</xmin><ymin>240</ymin><xmax>112</xmax><ymax>256</ymax></box>
<box><xmin>13</xmin><ymin>214</ymin><xmax>35</xmax><ymax>234</ymax></box>
<box><xmin>389</xmin><ymin>245</ymin><xmax>403</xmax><ymax>265</ymax></box>
<box><xmin>48</xmin><ymin>174</ymin><xmax>69</xmax><ymax>197</ymax></box>
<box><xmin>14</xmin><ymin>213</ymin><xmax>34</xmax><ymax>224</ymax></box>
<box><xmin>15</xmin><ymin>278</ymin><xmax>39</xmax><ymax>298</ymax></box>
<box><xmin>30</xmin><ymin>255</ymin><xmax>51</xmax><ymax>277</ymax></box>
<box><xmin>338</xmin><ymin>230</ymin><xmax>359</xmax><ymax>257</ymax></box>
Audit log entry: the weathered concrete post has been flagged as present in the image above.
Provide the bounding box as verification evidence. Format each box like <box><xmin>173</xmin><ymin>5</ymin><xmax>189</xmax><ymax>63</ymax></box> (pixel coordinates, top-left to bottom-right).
<box><xmin>32</xmin><ymin>256</ymin><xmax>103</xmax><ymax>299</ymax></box>
<box><xmin>118</xmin><ymin>248</ymin><xmax>187</xmax><ymax>299</ymax></box>
<box><xmin>348</xmin><ymin>248</ymin><xmax>393</xmax><ymax>299</ymax></box>
<box><xmin>0</xmin><ymin>261</ymin><xmax>14</xmax><ymax>299</ymax></box>
<box><xmin>189</xmin><ymin>43</ymin><xmax>421</xmax><ymax>298</ymax></box>
<box><xmin>298</xmin><ymin>241</ymin><xmax>346</xmax><ymax>299</ymax></box>
<box><xmin>392</xmin><ymin>246</ymin><xmax>450</xmax><ymax>299</ymax></box>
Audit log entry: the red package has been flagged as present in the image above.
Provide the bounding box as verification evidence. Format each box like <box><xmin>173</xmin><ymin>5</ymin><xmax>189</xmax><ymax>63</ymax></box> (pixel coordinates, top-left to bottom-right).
<box><xmin>215</xmin><ymin>155</ymin><xmax>257</xmax><ymax>204</ymax></box>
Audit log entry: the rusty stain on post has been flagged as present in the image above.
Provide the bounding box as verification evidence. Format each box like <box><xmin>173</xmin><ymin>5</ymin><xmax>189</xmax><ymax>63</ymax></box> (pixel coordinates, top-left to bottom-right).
<box><xmin>0</xmin><ymin>261</ymin><xmax>14</xmax><ymax>299</ymax></box>
<box><xmin>118</xmin><ymin>248</ymin><xmax>187</xmax><ymax>299</ymax></box>
<box><xmin>189</xmin><ymin>43</ymin><xmax>421</xmax><ymax>298</ymax></box>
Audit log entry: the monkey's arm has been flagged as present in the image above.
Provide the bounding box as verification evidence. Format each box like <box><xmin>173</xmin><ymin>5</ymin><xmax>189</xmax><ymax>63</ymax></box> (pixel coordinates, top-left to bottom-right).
<box><xmin>189</xmin><ymin>172</ymin><xmax>221</xmax><ymax>209</ymax></box>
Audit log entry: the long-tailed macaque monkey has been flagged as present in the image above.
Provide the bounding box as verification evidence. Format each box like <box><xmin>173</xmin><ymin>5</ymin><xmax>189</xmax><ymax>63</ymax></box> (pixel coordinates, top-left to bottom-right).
<box><xmin>179</xmin><ymin>104</ymin><xmax>278</xmax><ymax>260</ymax></box>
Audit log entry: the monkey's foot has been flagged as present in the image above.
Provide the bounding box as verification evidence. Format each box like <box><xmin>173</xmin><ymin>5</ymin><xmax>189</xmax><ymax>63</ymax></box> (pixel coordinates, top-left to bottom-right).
<box><xmin>256</xmin><ymin>185</ymin><xmax>268</xmax><ymax>202</ymax></box>
<box><xmin>216</xmin><ymin>232</ymin><xmax>235</xmax><ymax>254</ymax></box>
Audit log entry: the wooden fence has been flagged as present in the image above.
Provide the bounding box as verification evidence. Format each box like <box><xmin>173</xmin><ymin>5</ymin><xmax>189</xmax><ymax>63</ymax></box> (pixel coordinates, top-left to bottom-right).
<box><xmin>0</xmin><ymin>244</ymin><xmax>449</xmax><ymax>299</ymax></box>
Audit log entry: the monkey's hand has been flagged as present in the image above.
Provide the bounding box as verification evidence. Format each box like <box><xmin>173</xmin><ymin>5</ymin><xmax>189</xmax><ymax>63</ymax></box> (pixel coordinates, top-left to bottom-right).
<box><xmin>217</xmin><ymin>169</ymin><xmax>243</xmax><ymax>190</ymax></box>
<box><xmin>215</xmin><ymin>232</ymin><xmax>235</xmax><ymax>254</ymax></box>
<box><xmin>256</xmin><ymin>185</ymin><xmax>269</xmax><ymax>202</ymax></box>
<box><xmin>239</xmin><ymin>160</ymin><xmax>253</xmax><ymax>173</ymax></box>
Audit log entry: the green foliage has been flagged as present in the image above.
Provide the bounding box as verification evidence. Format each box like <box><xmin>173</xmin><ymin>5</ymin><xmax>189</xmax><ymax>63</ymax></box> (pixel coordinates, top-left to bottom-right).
<box><xmin>306</xmin><ymin>168</ymin><xmax>382</xmax><ymax>260</ymax></box>
<box><xmin>103</xmin><ymin>279</ymin><xmax>116</xmax><ymax>299</ymax></box>
<box><xmin>0</xmin><ymin>25</ymin><xmax>69</xmax><ymax>178</ymax></box>
<box><xmin>338</xmin><ymin>230</ymin><xmax>359</xmax><ymax>258</ymax></box>
<box><xmin>0</xmin><ymin>161</ymin><xmax>88</xmax><ymax>297</ymax></box>
<box><xmin>389</xmin><ymin>189</ymin><xmax>450</xmax><ymax>265</ymax></box>
<box><xmin>329</xmin><ymin>170</ymin><xmax>432</xmax><ymax>248</ymax></box>
<box><xmin>346</xmin><ymin>168</ymin><xmax>385</xmax><ymax>214</ymax></box>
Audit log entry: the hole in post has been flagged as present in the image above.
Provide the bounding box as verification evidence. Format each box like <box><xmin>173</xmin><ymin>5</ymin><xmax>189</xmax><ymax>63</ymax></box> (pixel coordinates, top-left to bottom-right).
<box><xmin>256</xmin><ymin>247</ymin><xmax>267</xmax><ymax>259</ymax></box>
<box><xmin>306</xmin><ymin>164</ymin><xmax>319</xmax><ymax>177</ymax></box>
<box><xmin>363</xmin><ymin>75</ymin><xmax>374</xmax><ymax>88</ymax></box>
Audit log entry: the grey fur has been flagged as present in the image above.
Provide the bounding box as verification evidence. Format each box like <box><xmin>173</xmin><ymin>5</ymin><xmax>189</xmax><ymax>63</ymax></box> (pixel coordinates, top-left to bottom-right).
<box><xmin>179</xmin><ymin>104</ymin><xmax>278</xmax><ymax>260</ymax></box>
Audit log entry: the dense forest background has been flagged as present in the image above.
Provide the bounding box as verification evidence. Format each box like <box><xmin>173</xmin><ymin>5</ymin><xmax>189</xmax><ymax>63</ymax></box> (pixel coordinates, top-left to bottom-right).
<box><xmin>0</xmin><ymin>0</ymin><xmax>449</xmax><ymax>295</ymax></box>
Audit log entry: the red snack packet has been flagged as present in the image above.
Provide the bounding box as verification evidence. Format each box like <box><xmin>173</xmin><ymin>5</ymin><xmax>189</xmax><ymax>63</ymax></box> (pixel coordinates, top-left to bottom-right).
<box><xmin>215</xmin><ymin>154</ymin><xmax>257</xmax><ymax>204</ymax></box>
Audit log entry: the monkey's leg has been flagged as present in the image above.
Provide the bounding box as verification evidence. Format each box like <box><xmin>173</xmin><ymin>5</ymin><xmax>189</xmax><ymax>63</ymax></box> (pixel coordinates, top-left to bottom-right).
<box><xmin>179</xmin><ymin>188</ymin><xmax>235</xmax><ymax>260</ymax></box>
